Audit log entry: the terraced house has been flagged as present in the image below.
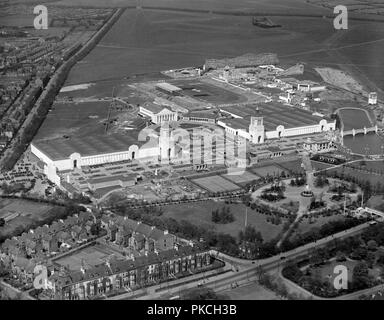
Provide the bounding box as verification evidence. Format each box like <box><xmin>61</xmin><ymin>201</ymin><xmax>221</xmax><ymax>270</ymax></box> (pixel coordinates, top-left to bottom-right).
<box><xmin>47</xmin><ymin>245</ymin><xmax>214</xmax><ymax>300</ymax></box>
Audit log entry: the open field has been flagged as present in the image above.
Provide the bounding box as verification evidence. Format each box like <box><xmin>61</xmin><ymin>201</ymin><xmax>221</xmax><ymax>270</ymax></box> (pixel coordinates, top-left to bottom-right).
<box><xmin>315</xmin><ymin>67</ymin><xmax>364</xmax><ymax>93</ymax></box>
<box><xmin>279</xmin><ymin>159</ymin><xmax>305</xmax><ymax>174</ymax></box>
<box><xmin>325</xmin><ymin>160</ymin><xmax>384</xmax><ymax>185</ymax></box>
<box><xmin>0</xmin><ymin>198</ymin><xmax>65</xmax><ymax>240</ymax></box>
<box><xmin>251</xmin><ymin>165</ymin><xmax>285</xmax><ymax>177</ymax></box>
<box><xmin>54</xmin><ymin>243</ymin><xmax>125</xmax><ymax>271</ymax></box>
<box><xmin>192</xmin><ymin>175</ymin><xmax>241</xmax><ymax>193</ymax></box>
<box><xmin>173</xmin><ymin>79</ymin><xmax>246</xmax><ymax>104</ymax></box>
<box><xmin>162</xmin><ymin>200</ymin><xmax>284</xmax><ymax>240</ymax></box>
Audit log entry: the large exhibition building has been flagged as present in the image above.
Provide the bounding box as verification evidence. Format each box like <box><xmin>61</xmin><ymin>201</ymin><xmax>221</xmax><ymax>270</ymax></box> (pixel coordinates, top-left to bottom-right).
<box><xmin>217</xmin><ymin>103</ymin><xmax>336</xmax><ymax>144</ymax></box>
<box><xmin>31</xmin><ymin>133</ymin><xmax>159</xmax><ymax>185</ymax></box>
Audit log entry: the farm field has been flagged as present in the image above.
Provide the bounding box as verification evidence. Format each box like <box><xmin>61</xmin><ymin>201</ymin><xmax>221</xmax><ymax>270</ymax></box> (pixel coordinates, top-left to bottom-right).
<box><xmin>0</xmin><ymin>198</ymin><xmax>65</xmax><ymax>241</ymax></box>
<box><xmin>192</xmin><ymin>175</ymin><xmax>241</xmax><ymax>193</ymax></box>
<box><xmin>54</xmin><ymin>243</ymin><xmax>125</xmax><ymax>271</ymax></box>
<box><xmin>161</xmin><ymin>200</ymin><xmax>284</xmax><ymax>240</ymax></box>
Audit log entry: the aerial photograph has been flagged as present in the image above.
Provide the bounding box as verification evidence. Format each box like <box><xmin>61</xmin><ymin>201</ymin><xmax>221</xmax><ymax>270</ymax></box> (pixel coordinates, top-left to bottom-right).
<box><xmin>1</xmin><ymin>0</ymin><xmax>384</xmax><ymax>309</ymax></box>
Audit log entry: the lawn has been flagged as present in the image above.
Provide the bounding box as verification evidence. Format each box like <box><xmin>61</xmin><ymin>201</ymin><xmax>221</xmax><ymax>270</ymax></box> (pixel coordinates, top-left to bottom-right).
<box><xmin>326</xmin><ymin>160</ymin><xmax>384</xmax><ymax>185</ymax></box>
<box><xmin>162</xmin><ymin>200</ymin><xmax>283</xmax><ymax>241</ymax></box>
<box><xmin>0</xmin><ymin>198</ymin><xmax>65</xmax><ymax>240</ymax></box>
<box><xmin>252</xmin><ymin>165</ymin><xmax>285</xmax><ymax>178</ymax></box>
<box><xmin>174</xmin><ymin>79</ymin><xmax>246</xmax><ymax>105</ymax></box>
<box><xmin>279</xmin><ymin>159</ymin><xmax>305</xmax><ymax>174</ymax></box>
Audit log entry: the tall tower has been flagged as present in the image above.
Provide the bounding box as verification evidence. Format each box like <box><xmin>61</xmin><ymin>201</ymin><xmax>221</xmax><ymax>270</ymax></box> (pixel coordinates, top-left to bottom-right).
<box><xmin>249</xmin><ymin>116</ymin><xmax>265</xmax><ymax>144</ymax></box>
<box><xmin>368</xmin><ymin>92</ymin><xmax>377</xmax><ymax>105</ymax></box>
<box><xmin>159</xmin><ymin>124</ymin><xmax>174</xmax><ymax>163</ymax></box>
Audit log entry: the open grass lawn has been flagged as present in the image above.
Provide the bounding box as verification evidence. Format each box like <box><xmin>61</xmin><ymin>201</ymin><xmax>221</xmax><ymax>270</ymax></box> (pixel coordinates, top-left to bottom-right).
<box><xmin>252</xmin><ymin>165</ymin><xmax>285</xmax><ymax>177</ymax></box>
<box><xmin>174</xmin><ymin>79</ymin><xmax>246</xmax><ymax>104</ymax></box>
<box><xmin>0</xmin><ymin>198</ymin><xmax>65</xmax><ymax>240</ymax></box>
<box><xmin>363</xmin><ymin>161</ymin><xmax>384</xmax><ymax>171</ymax></box>
<box><xmin>279</xmin><ymin>159</ymin><xmax>305</xmax><ymax>174</ymax></box>
<box><xmin>327</xmin><ymin>163</ymin><xmax>384</xmax><ymax>185</ymax></box>
<box><xmin>162</xmin><ymin>200</ymin><xmax>283</xmax><ymax>241</ymax></box>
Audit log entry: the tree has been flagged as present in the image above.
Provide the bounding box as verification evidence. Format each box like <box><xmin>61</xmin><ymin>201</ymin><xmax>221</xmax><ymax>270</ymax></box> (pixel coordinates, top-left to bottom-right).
<box><xmin>352</xmin><ymin>262</ymin><xmax>372</xmax><ymax>290</ymax></box>
<box><xmin>0</xmin><ymin>218</ymin><xmax>5</xmax><ymax>227</ymax></box>
<box><xmin>239</xmin><ymin>225</ymin><xmax>263</xmax><ymax>245</ymax></box>
<box><xmin>211</xmin><ymin>209</ymin><xmax>219</xmax><ymax>223</ymax></box>
<box><xmin>350</xmin><ymin>247</ymin><xmax>368</xmax><ymax>260</ymax></box>
<box><xmin>367</xmin><ymin>240</ymin><xmax>378</xmax><ymax>251</ymax></box>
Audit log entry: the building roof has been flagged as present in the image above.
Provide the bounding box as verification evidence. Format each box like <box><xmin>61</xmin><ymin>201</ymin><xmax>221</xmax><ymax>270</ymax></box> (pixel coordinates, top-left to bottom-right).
<box><xmin>32</xmin><ymin>133</ymin><xmax>144</xmax><ymax>161</ymax></box>
<box><xmin>141</xmin><ymin>102</ymin><xmax>167</xmax><ymax>114</ymax></box>
<box><xmin>220</xmin><ymin>117</ymin><xmax>249</xmax><ymax>130</ymax></box>
<box><xmin>50</xmin><ymin>244</ymin><xmax>207</xmax><ymax>287</ymax></box>
<box><xmin>156</xmin><ymin>82</ymin><xmax>182</xmax><ymax>93</ymax></box>
<box><xmin>185</xmin><ymin>111</ymin><xmax>218</xmax><ymax>120</ymax></box>
<box><xmin>221</xmin><ymin>103</ymin><xmax>330</xmax><ymax>131</ymax></box>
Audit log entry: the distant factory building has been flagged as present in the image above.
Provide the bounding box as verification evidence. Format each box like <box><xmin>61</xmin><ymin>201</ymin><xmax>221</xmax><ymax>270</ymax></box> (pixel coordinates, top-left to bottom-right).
<box><xmin>139</xmin><ymin>102</ymin><xmax>178</xmax><ymax>124</ymax></box>
<box><xmin>155</xmin><ymin>82</ymin><xmax>183</xmax><ymax>95</ymax></box>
